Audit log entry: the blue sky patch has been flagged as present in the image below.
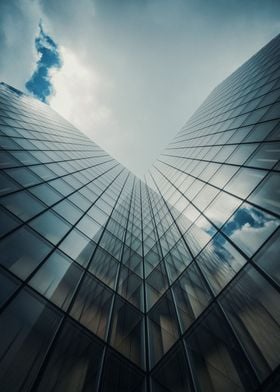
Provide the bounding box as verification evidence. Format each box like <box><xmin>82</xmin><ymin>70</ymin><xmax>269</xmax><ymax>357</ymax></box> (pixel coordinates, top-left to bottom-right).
<box><xmin>222</xmin><ymin>206</ymin><xmax>271</xmax><ymax>238</ymax></box>
<box><xmin>25</xmin><ymin>22</ymin><xmax>61</xmax><ymax>103</ymax></box>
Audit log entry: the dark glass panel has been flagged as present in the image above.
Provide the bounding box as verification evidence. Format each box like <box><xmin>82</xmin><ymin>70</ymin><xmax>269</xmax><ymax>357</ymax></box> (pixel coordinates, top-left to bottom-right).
<box><xmin>76</xmin><ymin>214</ymin><xmax>103</xmax><ymax>241</ymax></box>
<box><xmin>0</xmin><ymin>171</ymin><xmax>19</xmax><ymax>195</ymax></box>
<box><xmin>37</xmin><ymin>320</ymin><xmax>104</xmax><ymax>392</ymax></box>
<box><xmin>53</xmin><ymin>199</ymin><xmax>83</xmax><ymax>225</ymax></box>
<box><xmin>227</xmin><ymin>143</ymin><xmax>258</xmax><ymax>165</ymax></box>
<box><xmin>148</xmin><ymin>291</ymin><xmax>180</xmax><ymax>368</ymax></box>
<box><xmin>0</xmin><ymin>289</ymin><xmax>62</xmax><ymax>392</ymax></box>
<box><xmin>100</xmin><ymin>350</ymin><xmax>145</xmax><ymax>392</ymax></box>
<box><xmin>59</xmin><ymin>228</ymin><xmax>96</xmax><ymax>267</ymax></box>
<box><xmin>249</xmin><ymin>172</ymin><xmax>280</xmax><ymax>216</ymax></box>
<box><xmin>0</xmin><ymin>206</ymin><xmax>20</xmax><ymax>237</ymax></box>
<box><xmin>99</xmin><ymin>230</ymin><xmax>123</xmax><ymax>261</ymax></box>
<box><xmin>29</xmin><ymin>250</ymin><xmax>82</xmax><ymax>310</ymax></box>
<box><xmin>246</xmin><ymin>142</ymin><xmax>280</xmax><ymax>169</ymax></box>
<box><xmin>196</xmin><ymin>233</ymin><xmax>246</xmax><ymax>294</ymax></box>
<box><xmin>173</xmin><ymin>262</ymin><xmax>212</xmax><ymax>332</ymax></box>
<box><xmin>30</xmin><ymin>210</ymin><xmax>71</xmax><ymax>245</ymax></box>
<box><xmin>89</xmin><ymin>247</ymin><xmax>119</xmax><ymax>289</ymax></box>
<box><xmin>5</xmin><ymin>166</ymin><xmax>41</xmax><ymax>187</ymax></box>
<box><xmin>0</xmin><ymin>267</ymin><xmax>20</xmax><ymax>306</ymax></box>
<box><xmin>220</xmin><ymin>266</ymin><xmax>280</xmax><ymax>381</ymax></box>
<box><xmin>164</xmin><ymin>239</ymin><xmax>192</xmax><ymax>283</ymax></box>
<box><xmin>122</xmin><ymin>247</ymin><xmax>143</xmax><ymax>277</ymax></box>
<box><xmin>185</xmin><ymin>304</ymin><xmax>258</xmax><ymax>392</ymax></box>
<box><xmin>110</xmin><ymin>296</ymin><xmax>145</xmax><ymax>368</ymax></box>
<box><xmin>118</xmin><ymin>265</ymin><xmax>144</xmax><ymax>310</ymax></box>
<box><xmin>0</xmin><ymin>190</ymin><xmax>46</xmax><ymax>221</ymax></box>
<box><xmin>146</xmin><ymin>262</ymin><xmax>168</xmax><ymax>310</ymax></box>
<box><xmin>151</xmin><ymin>343</ymin><xmax>192</xmax><ymax>392</ymax></box>
<box><xmin>0</xmin><ymin>150</ymin><xmax>19</xmax><ymax>168</ymax></box>
<box><xmin>70</xmin><ymin>273</ymin><xmax>113</xmax><ymax>339</ymax></box>
<box><xmin>29</xmin><ymin>183</ymin><xmax>62</xmax><ymax>206</ymax></box>
<box><xmin>0</xmin><ymin>226</ymin><xmax>52</xmax><ymax>279</ymax></box>
<box><xmin>253</xmin><ymin>228</ymin><xmax>280</xmax><ymax>285</ymax></box>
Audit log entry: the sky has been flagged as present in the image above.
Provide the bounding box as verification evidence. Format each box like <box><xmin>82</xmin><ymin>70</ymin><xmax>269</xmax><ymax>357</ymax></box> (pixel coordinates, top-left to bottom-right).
<box><xmin>0</xmin><ymin>0</ymin><xmax>279</xmax><ymax>177</ymax></box>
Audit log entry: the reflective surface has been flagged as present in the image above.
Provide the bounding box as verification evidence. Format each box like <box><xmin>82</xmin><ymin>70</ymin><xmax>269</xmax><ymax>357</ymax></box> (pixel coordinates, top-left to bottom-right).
<box><xmin>0</xmin><ymin>33</ymin><xmax>280</xmax><ymax>392</ymax></box>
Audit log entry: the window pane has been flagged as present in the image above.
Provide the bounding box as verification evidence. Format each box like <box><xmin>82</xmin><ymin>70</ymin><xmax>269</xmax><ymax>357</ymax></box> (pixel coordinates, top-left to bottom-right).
<box><xmin>99</xmin><ymin>230</ymin><xmax>123</xmax><ymax>261</ymax></box>
<box><xmin>88</xmin><ymin>204</ymin><xmax>109</xmax><ymax>226</ymax></box>
<box><xmin>37</xmin><ymin>320</ymin><xmax>104</xmax><ymax>392</ymax></box>
<box><xmin>204</xmin><ymin>192</ymin><xmax>241</xmax><ymax>228</ymax></box>
<box><xmin>226</xmin><ymin>144</ymin><xmax>258</xmax><ymax>165</ymax></box>
<box><xmin>76</xmin><ymin>214</ymin><xmax>103</xmax><ymax>241</ymax></box>
<box><xmin>220</xmin><ymin>266</ymin><xmax>280</xmax><ymax>381</ymax></box>
<box><xmin>196</xmin><ymin>233</ymin><xmax>246</xmax><ymax>294</ymax></box>
<box><xmin>0</xmin><ymin>206</ymin><xmax>20</xmax><ymax>237</ymax></box>
<box><xmin>253</xmin><ymin>228</ymin><xmax>280</xmax><ymax>285</ymax></box>
<box><xmin>0</xmin><ymin>171</ymin><xmax>19</xmax><ymax>195</ymax></box>
<box><xmin>70</xmin><ymin>273</ymin><xmax>113</xmax><ymax>339</ymax></box>
<box><xmin>0</xmin><ymin>289</ymin><xmax>62</xmax><ymax>392</ymax></box>
<box><xmin>122</xmin><ymin>247</ymin><xmax>143</xmax><ymax>277</ymax></box>
<box><xmin>101</xmin><ymin>350</ymin><xmax>145</xmax><ymax>392</ymax></box>
<box><xmin>53</xmin><ymin>199</ymin><xmax>83</xmax><ymax>225</ymax></box>
<box><xmin>0</xmin><ymin>190</ymin><xmax>46</xmax><ymax>221</ymax></box>
<box><xmin>222</xmin><ymin>203</ymin><xmax>279</xmax><ymax>257</ymax></box>
<box><xmin>224</xmin><ymin>167</ymin><xmax>266</xmax><ymax>199</ymax></box>
<box><xmin>89</xmin><ymin>247</ymin><xmax>119</xmax><ymax>289</ymax></box>
<box><xmin>185</xmin><ymin>304</ymin><xmax>258</xmax><ymax>392</ymax></box>
<box><xmin>59</xmin><ymin>228</ymin><xmax>96</xmax><ymax>267</ymax></box>
<box><xmin>173</xmin><ymin>262</ymin><xmax>212</xmax><ymax>332</ymax></box>
<box><xmin>184</xmin><ymin>219</ymin><xmax>216</xmax><ymax>257</ymax></box>
<box><xmin>29</xmin><ymin>250</ymin><xmax>82</xmax><ymax>310</ymax></box>
<box><xmin>0</xmin><ymin>226</ymin><xmax>52</xmax><ymax>279</ymax></box>
<box><xmin>5</xmin><ymin>166</ymin><xmax>41</xmax><ymax>187</ymax></box>
<box><xmin>0</xmin><ymin>150</ymin><xmax>19</xmax><ymax>168</ymax></box>
<box><xmin>146</xmin><ymin>262</ymin><xmax>168</xmax><ymax>310</ymax></box>
<box><xmin>0</xmin><ymin>267</ymin><xmax>20</xmax><ymax>306</ymax></box>
<box><xmin>209</xmin><ymin>165</ymin><xmax>238</xmax><ymax>188</ymax></box>
<box><xmin>151</xmin><ymin>343</ymin><xmax>192</xmax><ymax>392</ymax></box>
<box><xmin>110</xmin><ymin>297</ymin><xmax>145</xmax><ymax>368</ymax></box>
<box><xmin>148</xmin><ymin>291</ymin><xmax>180</xmax><ymax>368</ymax></box>
<box><xmin>30</xmin><ymin>184</ymin><xmax>62</xmax><ymax>206</ymax></box>
<box><xmin>30</xmin><ymin>210</ymin><xmax>71</xmax><ymax>245</ymax></box>
<box><xmin>118</xmin><ymin>266</ymin><xmax>143</xmax><ymax>310</ymax></box>
<box><xmin>249</xmin><ymin>172</ymin><xmax>280</xmax><ymax>215</ymax></box>
<box><xmin>246</xmin><ymin>142</ymin><xmax>280</xmax><ymax>169</ymax></box>
<box><xmin>164</xmin><ymin>239</ymin><xmax>192</xmax><ymax>283</ymax></box>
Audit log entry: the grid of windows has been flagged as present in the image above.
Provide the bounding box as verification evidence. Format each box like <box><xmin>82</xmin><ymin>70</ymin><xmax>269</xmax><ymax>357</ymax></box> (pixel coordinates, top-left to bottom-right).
<box><xmin>0</xmin><ymin>34</ymin><xmax>280</xmax><ymax>392</ymax></box>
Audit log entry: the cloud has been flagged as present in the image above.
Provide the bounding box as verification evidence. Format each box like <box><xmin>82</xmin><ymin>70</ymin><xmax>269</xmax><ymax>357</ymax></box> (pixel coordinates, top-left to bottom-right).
<box><xmin>223</xmin><ymin>207</ymin><xmax>271</xmax><ymax>237</ymax></box>
<box><xmin>26</xmin><ymin>22</ymin><xmax>62</xmax><ymax>102</ymax></box>
<box><xmin>0</xmin><ymin>0</ymin><xmax>42</xmax><ymax>89</ymax></box>
<box><xmin>229</xmin><ymin>219</ymin><xmax>278</xmax><ymax>257</ymax></box>
<box><xmin>222</xmin><ymin>205</ymin><xmax>279</xmax><ymax>256</ymax></box>
<box><xmin>48</xmin><ymin>46</ymin><xmax>114</xmax><ymax>147</ymax></box>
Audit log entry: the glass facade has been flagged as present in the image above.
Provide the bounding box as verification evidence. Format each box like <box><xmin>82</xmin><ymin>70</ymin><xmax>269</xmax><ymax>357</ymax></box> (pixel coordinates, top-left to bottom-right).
<box><xmin>0</xmin><ymin>34</ymin><xmax>279</xmax><ymax>391</ymax></box>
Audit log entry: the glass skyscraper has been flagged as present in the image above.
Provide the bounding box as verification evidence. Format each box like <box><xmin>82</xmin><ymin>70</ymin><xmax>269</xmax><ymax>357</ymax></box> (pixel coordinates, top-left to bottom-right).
<box><xmin>0</xmin><ymin>34</ymin><xmax>279</xmax><ymax>392</ymax></box>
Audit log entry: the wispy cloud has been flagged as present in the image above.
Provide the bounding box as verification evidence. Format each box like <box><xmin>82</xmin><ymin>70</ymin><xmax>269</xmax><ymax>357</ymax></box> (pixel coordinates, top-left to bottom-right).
<box><xmin>25</xmin><ymin>21</ymin><xmax>61</xmax><ymax>102</ymax></box>
<box><xmin>48</xmin><ymin>46</ymin><xmax>115</xmax><ymax>149</ymax></box>
<box><xmin>222</xmin><ymin>205</ymin><xmax>279</xmax><ymax>256</ymax></box>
